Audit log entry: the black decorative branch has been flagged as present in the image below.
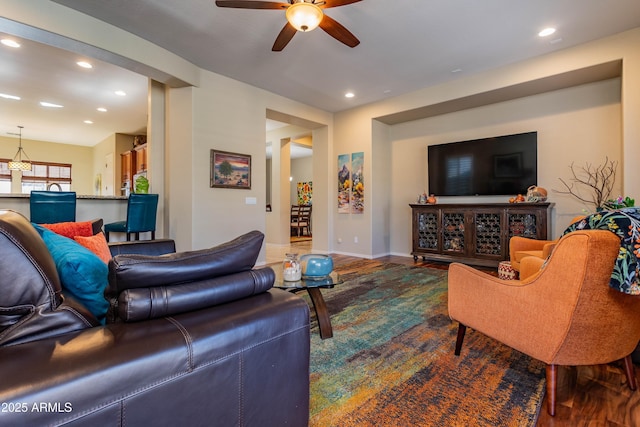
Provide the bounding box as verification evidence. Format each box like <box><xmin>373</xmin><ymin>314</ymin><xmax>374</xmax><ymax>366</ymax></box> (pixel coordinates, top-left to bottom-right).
<box><xmin>555</xmin><ymin>157</ymin><xmax>617</xmax><ymax>210</ymax></box>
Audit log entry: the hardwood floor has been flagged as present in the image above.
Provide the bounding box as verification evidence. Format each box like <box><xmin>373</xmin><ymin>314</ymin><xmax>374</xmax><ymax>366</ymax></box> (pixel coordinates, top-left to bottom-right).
<box><xmin>266</xmin><ymin>242</ymin><xmax>640</xmax><ymax>426</ymax></box>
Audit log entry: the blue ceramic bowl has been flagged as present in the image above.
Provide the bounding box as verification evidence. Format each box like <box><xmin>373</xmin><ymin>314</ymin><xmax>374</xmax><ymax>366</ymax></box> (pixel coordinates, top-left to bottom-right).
<box><xmin>300</xmin><ymin>254</ymin><xmax>333</xmax><ymax>277</ymax></box>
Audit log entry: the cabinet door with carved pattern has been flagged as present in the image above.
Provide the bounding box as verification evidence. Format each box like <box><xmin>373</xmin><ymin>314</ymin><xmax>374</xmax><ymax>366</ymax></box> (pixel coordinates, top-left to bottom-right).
<box><xmin>472</xmin><ymin>208</ymin><xmax>504</xmax><ymax>261</ymax></box>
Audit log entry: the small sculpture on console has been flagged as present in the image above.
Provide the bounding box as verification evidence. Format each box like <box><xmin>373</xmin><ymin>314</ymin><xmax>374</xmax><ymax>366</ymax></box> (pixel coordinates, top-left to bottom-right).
<box><xmin>526</xmin><ymin>185</ymin><xmax>548</xmax><ymax>202</ymax></box>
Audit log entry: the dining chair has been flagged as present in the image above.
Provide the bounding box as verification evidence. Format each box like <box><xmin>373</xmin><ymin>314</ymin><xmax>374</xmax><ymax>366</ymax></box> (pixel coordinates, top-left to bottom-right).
<box><xmin>291</xmin><ymin>205</ymin><xmax>311</xmax><ymax>237</ymax></box>
<box><xmin>30</xmin><ymin>191</ymin><xmax>76</xmax><ymax>224</ymax></box>
<box><xmin>104</xmin><ymin>194</ymin><xmax>159</xmax><ymax>242</ymax></box>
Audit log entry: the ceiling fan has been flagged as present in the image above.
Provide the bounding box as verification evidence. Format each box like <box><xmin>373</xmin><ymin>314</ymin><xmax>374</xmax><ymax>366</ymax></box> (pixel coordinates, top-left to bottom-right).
<box><xmin>215</xmin><ymin>0</ymin><xmax>361</xmax><ymax>51</ymax></box>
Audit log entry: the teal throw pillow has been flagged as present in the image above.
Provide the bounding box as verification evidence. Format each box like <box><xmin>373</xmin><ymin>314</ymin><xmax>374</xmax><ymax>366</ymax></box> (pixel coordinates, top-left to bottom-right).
<box><xmin>32</xmin><ymin>224</ymin><xmax>109</xmax><ymax>324</ymax></box>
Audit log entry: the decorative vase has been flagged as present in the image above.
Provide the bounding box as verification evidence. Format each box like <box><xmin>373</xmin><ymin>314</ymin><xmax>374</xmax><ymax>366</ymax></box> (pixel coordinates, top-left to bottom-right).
<box><xmin>282</xmin><ymin>253</ymin><xmax>302</xmax><ymax>281</ymax></box>
<box><xmin>526</xmin><ymin>185</ymin><xmax>548</xmax><ymax>202</ymax></box>
<box><xmin>300</xmin><ymin>254</ymin><xmax>333</xmax><ymax>278</ymax></box>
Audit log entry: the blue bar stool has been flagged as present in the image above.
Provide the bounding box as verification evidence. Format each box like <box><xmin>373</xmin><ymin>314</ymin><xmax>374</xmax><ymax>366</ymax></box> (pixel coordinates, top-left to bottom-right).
<box><xmin>104</xmin><ymin>194</ymin><xmax>159</xmax><ymax>242</ymax></box>
<box><xmin>30</xmin><ymin>191</ymin><xmax>76</xmax><ymax>224</ymax></box>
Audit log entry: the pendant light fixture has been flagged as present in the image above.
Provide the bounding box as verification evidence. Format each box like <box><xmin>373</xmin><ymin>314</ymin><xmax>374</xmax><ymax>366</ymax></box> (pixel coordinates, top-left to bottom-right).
<box><xmin>8</xmin><ymin>126</ymin><xmax>31</xmax><ymax>171</ymax></box>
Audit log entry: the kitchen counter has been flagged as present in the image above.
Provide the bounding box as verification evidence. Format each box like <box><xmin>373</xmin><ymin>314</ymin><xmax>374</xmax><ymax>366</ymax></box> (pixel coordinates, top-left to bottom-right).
<box><xmin>0</xmin><ymin>194</ymin><xmax>128</xmax><ymax>225</ymax></box>
<box><xmin>0</xmin><ymin>194</ymin><xmax>127</xmax><ymax>200</ymax></box>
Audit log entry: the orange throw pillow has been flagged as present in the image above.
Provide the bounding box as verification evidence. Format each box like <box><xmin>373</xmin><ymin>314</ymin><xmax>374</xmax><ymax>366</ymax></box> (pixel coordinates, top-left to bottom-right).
<box><xmin>74</xmin><ymin>232</ymin><xmax>112</xmax><ymax>264</ymax></box>
<box><xmin>41</xmin><ymin>221</ymin><xmax>94</xmax><ymax>239</ymax></box>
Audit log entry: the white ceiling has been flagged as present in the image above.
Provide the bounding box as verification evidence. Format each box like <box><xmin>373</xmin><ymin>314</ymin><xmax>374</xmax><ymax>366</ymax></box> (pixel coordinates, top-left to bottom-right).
<box><xmin>0</xmin><ymin>30</ymin><xmax>148</xmax><ymax>147</ymax></box>
<box><xmin>2</xmin><ymin>0</ymin><xmax>640</xmax><ymax>147</ymax></box>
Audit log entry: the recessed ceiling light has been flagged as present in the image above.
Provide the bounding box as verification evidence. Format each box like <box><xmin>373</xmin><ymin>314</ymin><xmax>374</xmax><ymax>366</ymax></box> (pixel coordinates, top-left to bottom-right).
<box><xmin>0</xmin><ymin>93</ymin><xmax>20</xmax><ymax>100</ymax></box>
<box><xmin>345</xmin><ymin>92</ymin><xmax>355</xmax><ymax>98</ymax></box>
<box><xmin>538</xmin><ymin>27</ymin><xmax>556</xmax><ymax>37</ymax></box>
<box><xmin>1</xmin><ymin>39</ymin><xmax>20</xmax><ymax>48</ymax></box>
<box><xmin>77</xmin><ymin>61</ymin><xmax>93</xmax><ymax>69</ymax></box>
<box><xmin>84</xmin><ymin>120</ymin><xmax>94</xmax><ymax>124</ymax></box>
<box><xmin>40</xmin><ymin>101</ymin><xmax>64</xmax><ymax>108</ymax></box>
<box><xmin>97</xmin><ymin>107</ymin><xmax>107</xmax><ymax>112</ymax></box>
<box><xmin>114</xmin><ymin>90</ymin><xmax>126</xmax><ymax>96</ymax></box>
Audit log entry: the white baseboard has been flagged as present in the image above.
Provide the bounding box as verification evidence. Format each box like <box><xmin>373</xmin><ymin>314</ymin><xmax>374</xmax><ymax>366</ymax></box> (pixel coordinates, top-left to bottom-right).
<box><xmin>331</xmin><ymin>250</ymin><xmax>374</xmax><ymax>259</ymax></box>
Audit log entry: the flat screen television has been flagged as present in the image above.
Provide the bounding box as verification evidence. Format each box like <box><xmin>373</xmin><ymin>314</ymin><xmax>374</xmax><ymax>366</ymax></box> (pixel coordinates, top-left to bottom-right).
<box><xmin>427</xmin><ymin>131</ymin><xmax>537</xmax><ymax>196</ymax></box>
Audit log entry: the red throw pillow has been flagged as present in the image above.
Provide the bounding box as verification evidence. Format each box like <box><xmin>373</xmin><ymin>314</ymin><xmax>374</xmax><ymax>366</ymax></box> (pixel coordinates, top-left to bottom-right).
<box><xmin>74</xmin><ymin>232</ymin><xmax>112</xmax><ymax>264</ymax></box>
<box><xmin>41</xmin><ymin>221</ymin><xmax>94</xmax><ymax>239</ymax></box>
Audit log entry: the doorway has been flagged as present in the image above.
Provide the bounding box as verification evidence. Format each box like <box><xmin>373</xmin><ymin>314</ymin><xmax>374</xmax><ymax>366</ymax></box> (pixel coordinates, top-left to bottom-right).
<box><xmin>289</xmin><ymin>139</ymin><xmax>313</xmax><ymax>243</ymax></box>
<box><xmin>264</xmin><ymin>110</ymin><xmax>329</xmax><ymax>259</ymax></box>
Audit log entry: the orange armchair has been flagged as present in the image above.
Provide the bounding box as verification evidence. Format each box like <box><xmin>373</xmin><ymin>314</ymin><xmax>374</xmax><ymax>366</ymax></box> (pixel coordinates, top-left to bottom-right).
<box><xmin>509</xmin><ymin>236</ymin><xmax>555</xmax><ymax>272</ymax></box>
<box><xmin>509</xmin><ymin>215</ymin><xmax>585</xmax><ymax>273</ymax></box>
<box><xmin>449</xmin><ymin>230</ymin><xmax>640</xmax><ymax>416</ymax></box>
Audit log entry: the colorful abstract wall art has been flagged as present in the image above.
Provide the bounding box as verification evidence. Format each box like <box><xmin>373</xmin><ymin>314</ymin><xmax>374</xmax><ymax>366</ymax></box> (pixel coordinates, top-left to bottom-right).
<box><xmin>337</xmin><ymin>152</ymin><xmax>365</xmax><ymax>214</ymax></box>
<box><xmin>297</xmin><ymin>181</ymin><xmax>312</xmax><ymax>205</ymax></box>
<box><xmin>338</xmin><ymin>154</ymin><xmax>350</xmax><ymax>213</ymax></box>
<box><xmin>351</xmin><ymin>152</ymin><xmax>364</xmax><ymax>214</ymax></box>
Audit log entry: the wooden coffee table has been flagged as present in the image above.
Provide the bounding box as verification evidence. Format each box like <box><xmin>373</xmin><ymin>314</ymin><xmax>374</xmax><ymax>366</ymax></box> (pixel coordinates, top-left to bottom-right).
<box><xmin>272</xmin><ymin>269</ymin><xmax>342</xmax><ymax>339</ymax></box>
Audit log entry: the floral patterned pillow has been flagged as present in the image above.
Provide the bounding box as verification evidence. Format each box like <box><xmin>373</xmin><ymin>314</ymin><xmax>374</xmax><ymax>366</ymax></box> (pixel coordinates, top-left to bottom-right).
<box><xmin>562</xmin><ymin>208</ymin><xmax>640</xmax><ymax>294</ymax></box>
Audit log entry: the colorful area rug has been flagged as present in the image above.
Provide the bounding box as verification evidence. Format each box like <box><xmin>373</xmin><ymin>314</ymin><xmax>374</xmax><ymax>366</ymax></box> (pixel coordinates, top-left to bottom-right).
<box><xmin>308</xmin><ymin>260</ymin><xmax>545</xmax><ymax>426</ymax></box>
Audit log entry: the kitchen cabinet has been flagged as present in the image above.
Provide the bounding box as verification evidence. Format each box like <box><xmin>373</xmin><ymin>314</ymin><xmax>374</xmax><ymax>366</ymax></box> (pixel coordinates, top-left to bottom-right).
<box><xmin>134</xmin><ymin>144</ymin><xmax>147</xmax><ymax>173</ymax></box>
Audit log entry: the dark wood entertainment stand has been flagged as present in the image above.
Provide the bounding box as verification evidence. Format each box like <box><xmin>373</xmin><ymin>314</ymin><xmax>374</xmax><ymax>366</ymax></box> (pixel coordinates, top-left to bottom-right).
<box><xmin>410</xmin><ymin>203</ymin><xmax>554</xmax><ymax>268</ymax></box>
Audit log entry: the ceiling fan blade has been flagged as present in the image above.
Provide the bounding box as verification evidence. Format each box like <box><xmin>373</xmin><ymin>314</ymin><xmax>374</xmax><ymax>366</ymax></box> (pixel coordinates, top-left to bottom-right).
<box><xmin>320</xmin><ymin>0</ymin><xmax>362</xmax><ymax>8</ymax></box>
<box><xmin>272</xmin><ymin>23</ymin><xmax>297</xmax><ymax>51</ymax></box>
<box><xmin>319</xmin><ymin>14</ymin><xmax>360</xmax><ymax>47</ymax></box>
<box><xmin>215</xmin><ymin>1</ymin><xmax>289</xmax><ymax>10</ymax></box>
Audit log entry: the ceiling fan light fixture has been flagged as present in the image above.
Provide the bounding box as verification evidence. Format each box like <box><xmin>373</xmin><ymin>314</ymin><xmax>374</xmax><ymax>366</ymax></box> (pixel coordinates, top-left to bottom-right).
<box><xmin>286</xmin><ymin>2</ymin><xmax>323</xmax><ymax>32</ymax></box>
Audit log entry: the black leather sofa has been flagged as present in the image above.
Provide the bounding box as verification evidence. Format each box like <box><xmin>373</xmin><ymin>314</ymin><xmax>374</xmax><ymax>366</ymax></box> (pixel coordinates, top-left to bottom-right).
<box><xmin>0</xmin><ymin>210</ymin><xmax>310</xmax><ymax>426</ymax></box>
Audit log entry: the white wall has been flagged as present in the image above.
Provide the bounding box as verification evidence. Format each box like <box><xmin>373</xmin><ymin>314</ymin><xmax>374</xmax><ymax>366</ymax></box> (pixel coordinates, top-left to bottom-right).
<box><xmin>166</xmin><ymin>86</ymin><xmax>194</xmax><ymax>251</ymax></box>
<box><xmin>372</xmin><ymin>119</ymin><xmax>392</xmax><ymax>258</ymax></box>
<box><xmin>310</xmin><ymin>125</ymin><xmax>332</xmax><ymax>253</ymax></box>
<box><xmin>92</xmin><ymin>133</ymin><xmax>136</xmax><ymax>197</ymax></box>
<box><xmin>333</xmin><ymin>107</ymin><xmax>375</xmax><ymax>257</ymax></box>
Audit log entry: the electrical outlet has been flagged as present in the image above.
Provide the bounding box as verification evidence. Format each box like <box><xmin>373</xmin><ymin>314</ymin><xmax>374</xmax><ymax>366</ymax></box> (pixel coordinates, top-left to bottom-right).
<box><xmin>354</xmin><ymin>236</ymin><xmax>358</xmax><ymax>243</ymax></box>
<box><xmin>337</xmin><ymin>238</ymin><xmax>342</xmax><ymax>244</ymax></box>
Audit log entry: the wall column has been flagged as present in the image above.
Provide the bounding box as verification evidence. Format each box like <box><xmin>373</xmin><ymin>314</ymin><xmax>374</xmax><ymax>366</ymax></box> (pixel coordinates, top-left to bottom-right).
<box><xmin>622</xmin><ymin>48</ymin><xmax>640</xmax><ymax>199</ymax></box>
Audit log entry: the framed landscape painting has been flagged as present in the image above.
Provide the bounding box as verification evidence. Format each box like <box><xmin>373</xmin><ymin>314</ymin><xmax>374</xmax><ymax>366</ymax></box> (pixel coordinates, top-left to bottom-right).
<box><xmin>210</xmin><ymin>149</ymin><xmax>251</xmax><ymax>189</ymax></box>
